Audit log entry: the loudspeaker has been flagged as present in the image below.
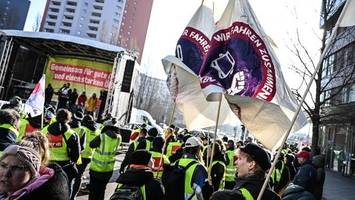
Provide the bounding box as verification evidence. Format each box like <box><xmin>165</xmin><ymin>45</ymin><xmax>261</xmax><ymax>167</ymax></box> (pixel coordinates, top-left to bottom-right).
<box><xmin>121</xmin><ymin>59</ymin><xmax>135</xmax><ymax>92</ymax></box>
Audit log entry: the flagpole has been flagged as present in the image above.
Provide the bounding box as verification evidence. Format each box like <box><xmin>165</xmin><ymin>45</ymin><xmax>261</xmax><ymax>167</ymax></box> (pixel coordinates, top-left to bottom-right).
<box><xmin>207</xmin><ymin>93</ymin><xmax>222</xmax><ymax>184</ymax></box>
<box><xmin>257</xmin><ymin>1</ymin><xmax>351</xmax><ymax>199</ymax></box>
<box><xmin>168</xmin><ymin>101</ymin><xmax>176</xmax><ymax>126</ymax></box>
<box><xmin>41</xmin><ymin>112</ymin><xmax>44</xmax><ymax>129</ymax></box>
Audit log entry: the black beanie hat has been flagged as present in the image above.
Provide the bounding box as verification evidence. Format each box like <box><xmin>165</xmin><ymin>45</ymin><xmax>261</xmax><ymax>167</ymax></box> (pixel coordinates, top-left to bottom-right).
<box><xmin>129</xmin><ymin>150</ymin><xmax>152</xmax><ymax>165</ymax></box>
<box><xmin>148</xmin><ymin>127</ymin><xmax>158</xmax><ymax>137</ymax></box>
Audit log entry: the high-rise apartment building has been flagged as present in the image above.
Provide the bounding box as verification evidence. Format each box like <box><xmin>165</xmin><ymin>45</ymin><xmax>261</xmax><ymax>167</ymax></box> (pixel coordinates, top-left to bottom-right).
<box><xmin>117</xmin><ymin>0</ymin><xmax>154</xmax><ymax>63</ymax></box>
<box><xmin>0</xmin><ymin>0</ymin><xmax>31</xmax><ymax>30</ymax></box>
<box><xmin>40</xmin><ymin>0</ymin><xmax>125</xmax><ymax>44</ymax></box>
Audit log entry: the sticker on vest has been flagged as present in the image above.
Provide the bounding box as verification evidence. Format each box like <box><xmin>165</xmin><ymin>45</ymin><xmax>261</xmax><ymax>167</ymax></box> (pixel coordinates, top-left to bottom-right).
<box><xmin>48</xmin><ymin>133</ymin><xmax>64</xmax><ymax>147</ymax></box>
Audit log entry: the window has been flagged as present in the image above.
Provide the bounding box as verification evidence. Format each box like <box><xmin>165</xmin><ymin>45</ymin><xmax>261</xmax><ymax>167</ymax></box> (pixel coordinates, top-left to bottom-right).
<box><xmin>62</xmin><ymin>22</ymin><xmax>72</xmax><ymax>27</ymax></box>
<box><xmin>48</xmin><ymin>14</ymin><xmax>57</xmax><ymax>19</ymax></box>
<box><xmin>87</xmin><ymin>33</ymin><xmax>97</xmax><ymax>38</ymax></box>
<box><xmin>89</xmin><ymin>19</ymin><xmax>100</xmax><ymax>24</ymax></box>
<box><xmin>322</xmin><ymin>54</ymin><xmax>335</xmax><ymax>78</ymax></box>
<box><xmin>47</xmin><ymin>21</ymin><xmax>55</xmax><ymax>26</ymax></box>
<box><xmin>45</xmin><ymin>28</ymin><xmax>54</xmax><ymax>33</ymax></box>
<box><xmin>67</xmin><ymin>1</ymin><xmax>77</xmax><ymax>6</ymax></box>
<box><xmin>349</xmin><ymin>84</ymin><xmax>355</xmax><ymax>102</ymax></box>
<box><xmin>66</xmin><ymin>8</ymin><xmax>75</xmax><ymax>13</ymax></box>
<box><xmin>92</xmin><ymin>12</ymin><xmax>101</xmax><ymax>17</ymax></box>
<box><xmin>61</xmin><ymin>29</ymin><xmax>70</xmax><ymax>34</ymax></box>
<box><xmin>49</xmin><ymin>8</ymin><xmax>59</xmax><ymax>12</ymax></box>
<box><xmin>52</xmin><ymin>1</ymin><xmax>61</xmax><ymax>6</ymax></box>
<box><xmin>321</xmin><ymin>90</ymin><xmax>331</xmax><ymax>106</ymax></box>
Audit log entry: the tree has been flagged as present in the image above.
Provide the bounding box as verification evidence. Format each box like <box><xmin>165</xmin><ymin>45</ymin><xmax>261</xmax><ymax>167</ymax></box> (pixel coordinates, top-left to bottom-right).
<box><xmin>289</xmin><ymin>0</ymin><xmax>355</xmax><ymax>153</ymax></box>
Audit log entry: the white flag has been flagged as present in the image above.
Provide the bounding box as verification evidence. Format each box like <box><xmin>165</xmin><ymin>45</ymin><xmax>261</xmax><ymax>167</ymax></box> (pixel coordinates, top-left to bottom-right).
<box><xmin>26</xmin><ymin>75</ymin><xmax>45</xmax><ymax>117</ymax></box>
<box><xmin>339</xmin><ymin>0</ymin><xmax>355</xmax><ymax>27</ymax></box>
<box><xmin>199</xmin><ymin>0</ymin><xmax>307</xmax><ymax>149</ymax></box>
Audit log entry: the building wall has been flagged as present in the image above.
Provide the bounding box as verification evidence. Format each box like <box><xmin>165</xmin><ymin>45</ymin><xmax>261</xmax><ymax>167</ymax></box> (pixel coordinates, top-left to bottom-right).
<box><xmin>320</xmin><ymin>0</ymin><xmax>355</xmax><ymax>176</ymax></box>
<box><xmin>117</xmin><ymin>0</ymin><xmax>154</xmax><ymax>63</ymax></box>
<box><xmin>0</xmin><ymin>0</ymin><xmax>30</xmax><ymax>30</ymax></box>
<box><xmin>41</xmin><ymin>0</ymin><xmax>125</xmax><ymax>44</ymax></box>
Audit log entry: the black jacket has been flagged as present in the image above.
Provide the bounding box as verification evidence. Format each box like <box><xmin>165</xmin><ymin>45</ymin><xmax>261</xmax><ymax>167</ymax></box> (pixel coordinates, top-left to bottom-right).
<box><xmin>120</xmin><ymin>137</ymin><xmax>152</xmax><ymax>172</ymax></box>
<box><xmin>281</xmin><ymin>184</ymin><xmax>316</xmax><ymax>200</ymax></box>
<box><xmin>0</xmin><ymin>124</ymin><xmax>17</xmax><ymax>151</ymax></box>
<box><xmin>19</xmin><ymin>164</ymin><xmax>69</xmax><ymax>200</ymax></box>
<box><xmin>211</xmin><ymin>154</ymin><xmax>226</xmax><ymax>192</ymax></box>
<box><xmin>47</xmin><ymin>122</ymin><xmax>80</xmax><ymax>163</ymax></box>
<box><xmin>312</xmin><ymin>155</ymin><xmax>326</xmax><ymax>200</ymax></box>
<box><xmin>293</xmin><ymin>159</ymin><xmax>317</xmax><ymax>193</ymax></box>
<box><xmin>211</xmin><ymin>171</ymin><xmax>280</xmax><ymax>200</ymax></box>
<box><xmin>116</xmin><ymin>168</ymin><xmax>164</xmax><ymax>200</ymax></box>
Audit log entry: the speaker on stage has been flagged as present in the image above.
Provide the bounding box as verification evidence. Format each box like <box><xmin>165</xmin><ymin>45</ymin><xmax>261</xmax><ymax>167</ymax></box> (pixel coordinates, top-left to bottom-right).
<box><xmin>121</xmin><ymin>59</ymin><xmax>135</xmax><ymax>93</ymax></box>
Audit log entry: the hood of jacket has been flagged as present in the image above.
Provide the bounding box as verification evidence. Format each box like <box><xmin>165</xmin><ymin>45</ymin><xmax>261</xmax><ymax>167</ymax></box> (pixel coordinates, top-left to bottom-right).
<box><xmin>69</xmin><ymin>119</ymin><xmax>81</xmax><ymax>129</ymax></box>
<box><xmin>102</xmin><ymin>125</ymin><xmax>119</xmax><ymax>139</ymax></box>
<box><xmin>312</xmin><ymin>155</ymin><xmax>325</xmax><ymax>168</ymax></box>
<box><xmin>117</xmin><ymin>168</ymin><xmax>154</xmax><ymax>187</ymax></box>
<box><xmin>282</xmin><ymin>184</ymin><xmax>315</xmax><ymax>200</ymax></box>
<box><xmin>47</xmin><ymin>122</ymin><xmax>69</xmax><ymax>136</ymax></box>
<box><xmin>27</xmin><ymin>115</ymin><xmax>42</xmax><ymax>129</ymax></box>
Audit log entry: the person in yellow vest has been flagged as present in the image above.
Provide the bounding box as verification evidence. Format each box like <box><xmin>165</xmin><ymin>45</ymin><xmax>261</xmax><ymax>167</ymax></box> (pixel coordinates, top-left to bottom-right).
<box><xmin>209</xmin><ymin>142</ymin><xmax>226</xmax><ymax>192</ymax></box>
<box><xmin>88</xmin><ymin>122</ymin><xmax>121</xmax><ymax>200</ymax></box>
<box><xmin>120</xmin><ymin>127</ymin><xmax>159</xmax><ymax>174</ymax></box>
<box><xmin>17</xmin><ymin>114</ymin><xmax>42</xmax><ymax>141</ymax></box>
<box><xmin>270</xmin><ymin>153</ymin><xmax>290</xmax><ymax>194</ymax></box>
<box><xmin>113</xmin><ymin>150</ymin><xmax>164</xmax><ymax>200</ymax></box>
<box><xmin>225</xmin><ymin>140</ymin><xmax>237</xmax><ymax>189</ymax></box>
<box><xmin>0</xmin><ymin>109</ymin><xmax>20</xmax><ymax>153</ymax></box>
<box><xmin>71</xmin><ymin>113</ymin><xmax>98</xmax><ymax>200</ymax></box>
<box><xmin>172</xmin><ymin>136</ymin><xmax>208</xmax><ymax>200</ymax></box>
<box><xmin>129</xmin><ymin>124</ymin><xmax>146</xmax><ymax>143</ymax></box>
<box><xmin>150</xmin><ymin>136</ymin><xmax>170</xmax><ymax>179</ymax></box>
<box><xmin>210</xmin><ymin>143</ymin><xmax>280</xmax><ymax>200</ymax></box>
<box><xmin>42</xmin><ymin>108</ymin><xmax>81</xmax><ymax>199</ymax></box>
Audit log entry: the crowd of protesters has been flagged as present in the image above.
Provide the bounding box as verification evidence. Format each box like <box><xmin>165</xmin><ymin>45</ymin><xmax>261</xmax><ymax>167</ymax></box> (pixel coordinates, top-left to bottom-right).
<box><xmin>0</xmin><ymin>94</ymin><xmax>326</xmax><ymax>200</ymax></box>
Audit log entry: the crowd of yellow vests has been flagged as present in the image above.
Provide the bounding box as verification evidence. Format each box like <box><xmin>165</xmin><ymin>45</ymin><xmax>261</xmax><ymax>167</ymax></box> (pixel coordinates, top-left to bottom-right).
<box><xmin>0</xmin><ymin>103</ymin><xmax>317</xmax><ymax>200</ymax></box>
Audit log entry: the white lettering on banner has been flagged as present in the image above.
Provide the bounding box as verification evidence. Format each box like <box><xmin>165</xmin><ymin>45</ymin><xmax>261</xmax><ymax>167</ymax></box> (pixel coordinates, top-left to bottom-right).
<box><xmin>183</xmin><ymin>28</ymin><xmax>211</xmax><ymax>54</ymax></box>
<box><xmin>213</xmin><ymin>24</ymin><xmax>262</xmax><ymax>48</ymax></box>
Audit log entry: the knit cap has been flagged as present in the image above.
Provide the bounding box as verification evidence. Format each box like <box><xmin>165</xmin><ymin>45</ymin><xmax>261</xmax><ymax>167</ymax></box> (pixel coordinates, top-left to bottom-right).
<box><xmin>1</xmin><ymin>145</ymin><xmax>41</xmax><ymax>177</ymax></box>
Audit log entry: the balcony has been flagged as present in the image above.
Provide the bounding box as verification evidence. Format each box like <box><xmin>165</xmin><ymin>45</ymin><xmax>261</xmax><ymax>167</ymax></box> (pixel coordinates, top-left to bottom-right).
<box><xmin>46</xmin><ymin>17</ymin><xmax>57</xmax><ymax>23</ymax></box>
<box><xmin>65</xmin><ymin>4</ymin><xmax>77</xmax><ymax>10</ymax></box>
<box><xmin>87</xmin><ymin>29</ymin><xmax>98</xmax><ymax>35</ymax></box>
<box><xmin>63</xmin><ymin>11</ymin><xmax>75</xmax><ymax>17</ymax></box>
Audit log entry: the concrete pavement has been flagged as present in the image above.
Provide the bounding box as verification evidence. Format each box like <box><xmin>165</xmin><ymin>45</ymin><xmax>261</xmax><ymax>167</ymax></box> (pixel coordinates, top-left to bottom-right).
<box><xmin>323</xmin><ymin>170</ymin><xmax>355</xmax><ymax>200</ymax></box>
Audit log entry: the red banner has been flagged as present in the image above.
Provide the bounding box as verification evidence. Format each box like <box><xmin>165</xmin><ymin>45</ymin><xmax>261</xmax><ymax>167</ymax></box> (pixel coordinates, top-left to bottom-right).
<box><xmin>49</xmin><ymin>62</ymin><xmax>111</xmax><ymax>89</ymax></box>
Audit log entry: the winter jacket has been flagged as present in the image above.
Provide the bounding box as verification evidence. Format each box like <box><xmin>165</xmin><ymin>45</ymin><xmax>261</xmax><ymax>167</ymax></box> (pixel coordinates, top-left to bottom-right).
<box><xmin>120</xmin><ymin>137</ymin><xmax>153</xmax><ymax>173</ymax></box>
<box><xmin>0</xmin><ymin>124</ymin><xmax>17</xmax><ymax>151</ymax></box>
<box><xmin>285</xmin><ymin>161</ymin><xmax>297</xmax><ymax>181</ymax></box>
<box><xmin>210</xmin><ymin>171</ymin><xmax>281</xmax><ymax>200</ymax></box>
<box><xmin>116</xmin><ymin>168</ymin><xmax>164</xmax><ymax>200</ymax></box>
<box><xmin>293</xmin><ymin>159</ymin><xmax>317</xmax><ymax>193</ymax></box>
<box><xmin>0</xmin><ymin>164</ymin><xmax>69</xmax><ymax>200</ymax></box>
<box><xmin>312</xmin><ymin>155</ymin><xmax>326</xmax><ymax>200</ymax></box>
<box><xmin>86</xmin><ymin>97</ymin><xmax>97</xmax><ymax>112</ymax></box>
<box><xmin>281</xmin><ymin>183</ymin><xmax>316</xmax><ymax>200</ymax></box>
<box><xmin>211</xmin><ymin>154</ymin><xmax>227</xmax><ymax>191</ymax></box>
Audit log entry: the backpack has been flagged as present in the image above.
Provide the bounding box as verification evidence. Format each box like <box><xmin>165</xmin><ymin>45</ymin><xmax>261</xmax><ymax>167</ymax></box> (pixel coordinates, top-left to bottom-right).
<box><xmin>110</xmin><ymin>185</ymin><xmax>144</xmax><ymax>200</ymax></box>
<box><xmin>162</xmin><ymin>160</ymin><xmax>198</xmax><ymax>200</ymax></box>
